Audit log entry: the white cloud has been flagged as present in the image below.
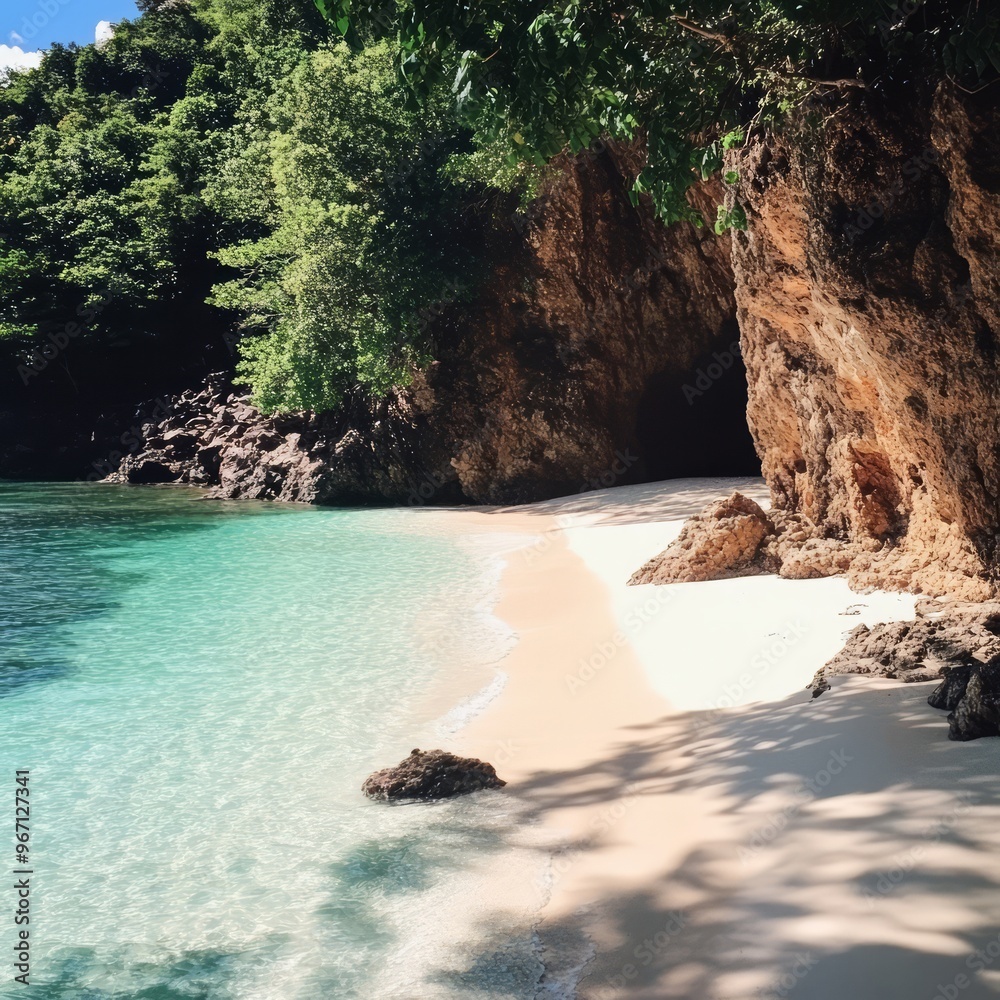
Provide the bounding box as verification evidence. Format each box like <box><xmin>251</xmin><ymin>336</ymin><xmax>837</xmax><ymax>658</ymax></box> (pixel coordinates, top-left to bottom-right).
<box><xmin>0</xmin><ymin>45</ymin><xmax>43</xmax><ymax>77</ymax></box>
<box><xmin>95</xmin><ymin>20</ymin><xmax>115</xmax><ymax>47</ymax></box>
<box><xmin>9</xmin><ymin>32</ymin><xmax>24</xmax><ymax>46</ymax></box>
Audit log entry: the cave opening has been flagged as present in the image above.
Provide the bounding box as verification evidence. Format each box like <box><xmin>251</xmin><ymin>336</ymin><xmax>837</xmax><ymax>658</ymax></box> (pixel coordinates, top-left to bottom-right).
<box><xmin>632</xmin><ymin>331</ymin><xmax>761</xmax><ymax>481</ymax></box>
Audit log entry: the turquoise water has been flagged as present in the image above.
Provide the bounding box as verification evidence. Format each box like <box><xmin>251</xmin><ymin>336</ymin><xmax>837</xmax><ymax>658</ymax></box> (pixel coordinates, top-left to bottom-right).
<box><xmin>0</xmin><ymin>483</ymin><xmax>546</xmax><ymax>999</ymax></box>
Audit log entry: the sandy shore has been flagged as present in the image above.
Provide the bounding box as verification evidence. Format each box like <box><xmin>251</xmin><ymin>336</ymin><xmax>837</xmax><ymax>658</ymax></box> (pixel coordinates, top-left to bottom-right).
<box><xmin>451</xmin><ymin>478</ymin><xmax>1000</xmax><ymax>1000</ymax></box>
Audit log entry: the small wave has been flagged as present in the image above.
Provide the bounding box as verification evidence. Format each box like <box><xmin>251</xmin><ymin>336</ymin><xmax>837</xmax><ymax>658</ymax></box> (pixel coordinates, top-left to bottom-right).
<box><xmin>435</xmin><ymin>669</ymin><xmax>509</xmax><ymax>737</ymax></box>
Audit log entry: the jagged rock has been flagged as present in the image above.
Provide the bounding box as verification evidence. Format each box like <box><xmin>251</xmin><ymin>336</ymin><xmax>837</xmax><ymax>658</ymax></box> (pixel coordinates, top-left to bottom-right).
<box><xmin>361</xmin><ymin>748</ymin><xmax>506</xmax><ymax>802</ymax></box>
<box><xmin>928</xmin><ymin>665</ymin><xmax>974</xmax><ymax>711</ymax></box>
<box><xmin>628</xmin><ymin>492</ymin><xmax>774</xmax><ymax>585</ymax></box>
<box><xmin>945</xmin><ymin>658</ymin><xmax>1000</xmax><ymax>741</ymax></box>
<box><xmin>810</xmin><ymin>600</ymin><xmax>1000</xmax><ymax>697</ymax></box>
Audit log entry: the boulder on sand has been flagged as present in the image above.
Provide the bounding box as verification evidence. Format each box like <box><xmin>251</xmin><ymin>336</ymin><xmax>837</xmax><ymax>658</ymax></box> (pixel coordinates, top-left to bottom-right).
<box><xmin>810</xmin><ymin>599</ymin><xmax>1000</xmax><ymax>699</ymax></box>
<box><xmin>628</xmin><ymin>492</ymin><xmax>774</xmax><ymax>585</ymax></box>
<box><xmin>361</xmin><ymin>748</ymin><xmax>506</xmax><ymax>801</ymax></box>
<box><xmin>930</xmin><ymin>657</ymin><xmax>1000</xmax><ymax>742</ymax></box>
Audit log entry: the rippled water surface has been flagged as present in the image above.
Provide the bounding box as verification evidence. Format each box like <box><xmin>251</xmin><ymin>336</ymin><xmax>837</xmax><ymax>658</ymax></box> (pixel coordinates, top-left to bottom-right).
<box><xmin>0</xmin><ymin>483</ymin><xmax>545</xmax><ymax>999</ymax></box>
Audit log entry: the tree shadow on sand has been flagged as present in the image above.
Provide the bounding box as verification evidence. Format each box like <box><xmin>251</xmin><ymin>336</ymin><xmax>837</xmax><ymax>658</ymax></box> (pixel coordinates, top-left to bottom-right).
<box><xmin>435</xmin><ymin>681</ymin><xmax>1000</xmax><ymax>998</ymax></box>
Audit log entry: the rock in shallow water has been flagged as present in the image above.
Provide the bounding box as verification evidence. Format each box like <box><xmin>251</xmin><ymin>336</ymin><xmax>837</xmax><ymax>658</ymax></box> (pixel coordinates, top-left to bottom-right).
<box><xmin>362</xmin><ymin>748</ymin><xmax>506</xmax><ymax>801</ymax></box>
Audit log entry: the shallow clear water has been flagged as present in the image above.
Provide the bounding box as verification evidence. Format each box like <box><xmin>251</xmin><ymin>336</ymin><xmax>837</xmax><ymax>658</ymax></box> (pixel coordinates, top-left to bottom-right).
<box><xmin>0</xmin><ymin>483</ymin><xmax>546</xmax><ymax>1000</ymax></box>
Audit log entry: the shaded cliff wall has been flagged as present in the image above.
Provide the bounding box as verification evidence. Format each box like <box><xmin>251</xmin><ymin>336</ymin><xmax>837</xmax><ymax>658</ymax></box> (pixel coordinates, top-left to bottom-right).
<box><xmin>106</xmin><ymin>146</ymin><xmax>758</xmax><ymax>505</ymax></box>
<box><xmin>423</xmin><ymin>145</ymin><xmax>753</xmax><ymax>502</ymax></box>
<box><xmin>730</xmin><ymin>84</ymin><xmax>1000</xmax><ymax>599</ymax></box>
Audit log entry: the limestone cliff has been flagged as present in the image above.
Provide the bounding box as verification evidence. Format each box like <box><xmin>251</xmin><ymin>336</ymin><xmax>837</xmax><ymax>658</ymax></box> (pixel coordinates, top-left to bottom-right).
<box><xmin>729</xmin><ymin>84</ymin><xmax>1000</xmax><ymax>599</ymax></box>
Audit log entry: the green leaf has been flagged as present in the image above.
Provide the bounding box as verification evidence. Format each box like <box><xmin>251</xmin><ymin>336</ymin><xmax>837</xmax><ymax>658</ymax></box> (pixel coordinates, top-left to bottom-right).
<box><xmin>722</xmin><ymin>129</ymin><xmax>745</xmax><ymax>150</ymax></box>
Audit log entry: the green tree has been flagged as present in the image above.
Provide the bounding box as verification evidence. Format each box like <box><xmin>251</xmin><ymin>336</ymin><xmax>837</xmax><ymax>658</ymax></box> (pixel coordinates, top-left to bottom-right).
<box><xmin>321</xmin><ymin>0</ymin><xmax>1000</xmax><ymax>227</ymax></box>
<box><xmin>209</xmin><ymin>40</ymin><xmax>476</xmax><ymax>412</ymax></box>
<box><xmin>0</xmin><ymin>0</ymin><xmax>504</xmax><ymax>410</ymax></box>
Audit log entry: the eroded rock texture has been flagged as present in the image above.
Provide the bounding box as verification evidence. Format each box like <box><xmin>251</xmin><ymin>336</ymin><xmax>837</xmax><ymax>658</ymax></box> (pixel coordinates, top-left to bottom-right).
<box><xmin>106</xmin><ymin>375</ymin><xmax>453</xmax><ymax>504</ymax></box>
<box><xmin>99</xmin><ymin>146</ymin><xmax>753</xmax><ymax>505</ymax></box>
<box><xmin>628</xmin><ymin>492</ymin><xmax>774</xmax><ymax>584</ymax></box>
<box><xmin>939</xmin><ymin>658</ymin><xmax>1000</xmax><ymax>741</ymax></box>
<box><xmin>730</xmin><ymin>84</ymin><xmax>1000</xmax><ymax>599</ymax></box>
<box><xmin>809</xmin><ymin>599</ymin><xmax>1000</xmax><ymax>697</ymax></box>
<box><xmin>361</xmin><ymin>748</ymin><xmax>506</xmax><ymax>801</ymax></box>
<box><xmin>430</xmin><ymin>147</ymin><xmax>747</xmax><ymax>502</ymax></box>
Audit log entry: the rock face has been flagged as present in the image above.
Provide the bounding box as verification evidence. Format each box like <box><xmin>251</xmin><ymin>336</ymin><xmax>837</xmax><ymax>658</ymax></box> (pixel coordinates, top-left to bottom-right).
<box><xmin>729</xmin><ymin>84</ymin><xmax>1000</xmax><ymax>599</ymax></box>
<box><xmin>927</xmin><ymin>665</ymin><xmax>974</xmax><ymax>712</ymax></box>
<box><xmin>105</xmin><ymin>374</ymin><xmax>456</xmax><ymax>504</ymax></box>
<box><xmin>19</xmin><ymin>81</ymin><xmax>1000</xmax><ymax>604</ymax></box>
<box><xmin>361</xmin><ymin>748</ymin><xmax>506</xmax><ymax>801</ymax></box>
<box><xmin>431</xmin><ymin>146</ymin><xmax>750</xmax><ymax>503</ymax></box>
<box><xmin>97</xmin><ymin>145</ymin><xmax>756</xmax><ymax>505</ymax></box>
<box><xmin>938</xmin><ymin>658</ymin><xmax>1000</xmax><ymax>741</ymax></box>
<box><xmin>810</xmin><ymin>600</ymin><xmax>1000</xmax><ymax>697</ymax></box>
<box><xmin>628</xmin><ymin>492</ymin><xmax>774</xmax><ymax>585</ymax></box>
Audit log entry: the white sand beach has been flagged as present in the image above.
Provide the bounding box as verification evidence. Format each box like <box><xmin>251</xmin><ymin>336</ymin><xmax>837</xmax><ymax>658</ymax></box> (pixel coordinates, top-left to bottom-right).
<box><xmin>453</xmin><ymin>477</ymin><xmax>1000</xmax><ymax>1000</ymax></box>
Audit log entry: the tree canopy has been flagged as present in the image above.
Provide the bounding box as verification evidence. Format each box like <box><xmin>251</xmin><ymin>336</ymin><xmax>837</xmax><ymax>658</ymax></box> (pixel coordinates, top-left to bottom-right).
<box><xmin>320</xmin><ymin>0</ymin><xmax>1000</xmax><ymax>227</ymax></box>
<box><xmin>0</xmin><ymin>0</ymin><xmax>513</xmax><ymax>411</ymax></box>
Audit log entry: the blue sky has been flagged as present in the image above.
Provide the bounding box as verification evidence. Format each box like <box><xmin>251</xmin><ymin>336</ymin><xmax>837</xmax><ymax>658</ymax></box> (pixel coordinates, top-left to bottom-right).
<box><xmin>3</xmin><ymin>0</ymin><xmax>139</xmax><ymax>51</ymax></box>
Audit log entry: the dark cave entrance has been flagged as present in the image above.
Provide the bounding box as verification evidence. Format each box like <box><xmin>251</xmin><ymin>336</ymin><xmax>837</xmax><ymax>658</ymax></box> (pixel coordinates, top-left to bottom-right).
<box><xmin>632</xmin><ymin>331</ymin><xmax>761</xmax><ymax>481</ymax></box>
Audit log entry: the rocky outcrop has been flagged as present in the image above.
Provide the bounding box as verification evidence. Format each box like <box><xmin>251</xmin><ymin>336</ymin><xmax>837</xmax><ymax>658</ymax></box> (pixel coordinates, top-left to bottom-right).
<box><xmin>628</xmin><ymin>492</ymin><xmax>774</xmax><ymax>584</ymax></box>
<box><xmin>927</xmin><ymin>664</ymin><xmax>974</xmax><ymax>712</ymax></box>
<box><xmin>105</xmin><ymin>374</ymin><xmax>459</xmax><ymax>504</ymax></box>
<box><xmin>361</xmin><ymin>748</ymin><xmax>506</xmax><ymax>801</ymax></box>
<box><xmin>626</xmin><ymin>490</ymin><xmax>868</xmax><ymax>586</ymax></box>
<box><xmin>97</xmin><ymin>145</ymin><xmax>756</xmax><ymax>505</ymax></box>
<box><xmin>809</xmin><ymin>599</ymin><xmax>1000</xmax><ymax>697</ymax></box>
<box><xmin>429</xmin><ymin>146</ymin><xmax>750</xmax><ymax>502</ymax></box>
<box><xmin>816</xmin><ymin>600</ymin><xmax>1000</xmax><ymax>740</ymax></box>
<box><xmin>934</xmin><ymin>658</ymin><xmax>1000</xmax><ymax>741</ymax></box>
<box><xmin>728</xmin><ymin>84</ymin><xmax>1000</xmax><ymax>599</ymax></box>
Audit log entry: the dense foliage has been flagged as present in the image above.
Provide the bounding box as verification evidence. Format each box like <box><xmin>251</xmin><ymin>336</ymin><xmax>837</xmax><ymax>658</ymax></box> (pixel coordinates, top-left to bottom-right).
<box><xmin>0</xmin><ymin>0</ymin><xmax>502</xmax><ymax>410</ymax></box>
<box><xmin>324</xmin><ymin>0</ymin><xmax>1000</xmax><ymax>228</ymax></box>
<box><xmin>2</xmin><ymin>0</ymin><xmax>996</xmax><ymax>414</ymax></box>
